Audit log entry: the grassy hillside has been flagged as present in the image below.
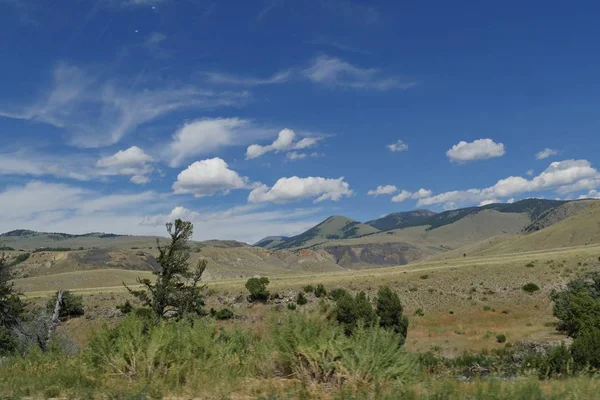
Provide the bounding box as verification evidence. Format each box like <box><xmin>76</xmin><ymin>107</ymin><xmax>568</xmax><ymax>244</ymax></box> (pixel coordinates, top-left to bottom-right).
<box><xmin>253</xmin><ymin>236</ymin><xmax>289</xmax><ymax>249</ymax></box>
<box><xmin>273</xmin><ymin>215</ymin><xmax>380</xmax><ymax>250</ymax></box>
<box><xmin>523</xmin><ymin>199</ymin><xmax>598</xmax><ymax>232</ymax></box>
<box><xmin>458</xmin><ymin>201</ymin><xmax>600</xmax><ymax>256</ymax></box>
<box><xmin>364</xmin><ymin>199</ymin><xmax>565</xmax><ymax>233</ymax></box>
<box><xmin>365</xmin><ymin>209</ymin><xmax>437</xmax><ymax>231</ymax></box>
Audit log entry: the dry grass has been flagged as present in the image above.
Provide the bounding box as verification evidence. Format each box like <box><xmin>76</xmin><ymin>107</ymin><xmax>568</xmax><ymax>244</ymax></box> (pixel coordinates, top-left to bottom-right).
<box><xmin>15</xmin><ymin>244</ymin><xmax>599</xmax><ymax>356</ymax></box>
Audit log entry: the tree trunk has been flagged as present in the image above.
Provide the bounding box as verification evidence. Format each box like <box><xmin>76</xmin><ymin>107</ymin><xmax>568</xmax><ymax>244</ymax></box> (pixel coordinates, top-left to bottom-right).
<box><xmin>44</xmin><ymin>289</ymin><xmax>63</xmax><ymax>351</ymax></box>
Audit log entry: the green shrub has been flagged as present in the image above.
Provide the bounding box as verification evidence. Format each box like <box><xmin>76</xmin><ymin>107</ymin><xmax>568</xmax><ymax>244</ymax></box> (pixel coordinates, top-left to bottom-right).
<box><xmin>375</xmin><ymin>286</ymin><xmax>408</xmax><ymax>345</ymax></box>
<box><xmin>9</xmin><ymin>252</ymin><xmax>30</xmax><ymax>267</ymax></box>
<box><xmin>245</xmin><ymin>277</ymin><xmax>270</xmax><ymax>302</ymax></box>
<box><xmin>296</xmin><ymin>292</ymin><xmax>308</xmax><ymax>306</ymax></box>
<box><xmin>116</xmin><ymin>300</ymin><xmax>134</xmax><ymax>314</ymax></box>
<box><xmin>419</xmin><ymin>274</ymin><xmax>429</xmax><ymax>280</ymax></box>
<box><xmin>213</xmin><ymin>308</ymin><xmax>234</xmax><ymax>320</ymax></box>
<box><xmin>334</xmin><ymin>291</ymin><xmax>375</xmax><ymax>335</ymax></box>
<box><xmin>303</xmin><ymin>285</ymin><xmax>315</xmax><ymax>293</ymax></box>
<box><xmin>525</xmin><ymin>262</ymin><xmax>535</xmax><ymax>268</ymax></box>
<box><xmin>496</xmin><ymin>334</ymin><xmax>506</xmax><ymax>343</ymax></box>
<box><xmin>329</xmin><ymin>288</ymin><xmax>348</xmax><ymax>301</ymax></box>
<box><xmin>314</xmin><ymin>284</ymin><xmax>327</xmax><ymax>298</ymax></box>
<box><xmin>571</xmin><ymin>327</ymin><xmax>600</xmax><ymax>368</ymax></box>
<box><xmin>522</xmin><ymin>283</ymin><xmax>540</xmax><ymax>294</ymax></box>
<box><xmin>552</xmin><ymin>273</ymin><xmax>600</xmax><ymax>337</ymax></box>
<box><xmin>272</xmin><ymin>312</ymin><xmax>415</xmax><ymax>386</ymax></box>
<box><xmin>287</xmin><ymin>303</ymin><xmax>297</xmax><ymax>311</ymax></box>
<box><xmin>524</xmin><ymin>343</ymin><xmax>574</xmax><ymax>379</ymax></box>
<box><xmin>46</xmin><ymin>290</ymin><xmax>84</xmax><ymax>318</ymax></box>
<box><xmin>414</xmin><ymin>308</ymin><xmax>425</xmax><ymax>317</ymax></box>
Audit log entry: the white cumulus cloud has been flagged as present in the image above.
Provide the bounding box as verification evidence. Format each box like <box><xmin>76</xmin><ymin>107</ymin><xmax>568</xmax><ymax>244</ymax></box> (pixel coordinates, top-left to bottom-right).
<box><xmin>417</xmin><ymin>159</ymin><xmax>599</xmax><ymax>208</ymax></box>
<box><xmin>248</xmin><ymin>176</ymin><xmax>352</xmax><ymax>204</ymax></box>
<box><xmin>172</xmin><ymin>158</ymin><xmax>250</xmax><ymax>197</ymax></box>
<box><xmin>578</xmin><ymin>190</ymin><xmax>600</xmax><ymax>199</ymax></box>
<box><xmin>391</xmin><ymin>190</ymin><xmax>412</xmax><ymax>203</ymax></box>
<box><xmin>368</xmin><ymin>185</ymin><xmax>398</xmax><ymax>196</ymax></box>
<box><xmin>168</xmin><ymin>118</ymin><xmax>254</xmax><ymax>167</ymax></box>
<box><xmin>536</xmin><ymin>148</ymin><xmax>559</xmax><ymax>160</ymax></box>
<box><xmin>246</xmin><ymin>129</ymin><xmax>321</xmax><ymax>160</ymax></box>
<box><xmin>96</xmin><ymin>146</ymin><xmax>154</xmax><ymax>184</ymax></box>
<box><xmin>387</xmin><ymin>140</ymin><xmax>408</xmax><ymax>152</ymax></box>
<box><xmin>446</xmin><ymin>138</ymin><xmax>505</xmax><ymax>163</ymax></box>
<box><xmin>411</xmin><ymin>188</ymin><xmax>433</xmax><ymax>199</ymax></box>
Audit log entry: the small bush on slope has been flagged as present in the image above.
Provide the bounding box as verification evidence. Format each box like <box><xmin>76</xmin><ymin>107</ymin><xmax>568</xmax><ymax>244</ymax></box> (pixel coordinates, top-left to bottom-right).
<box><xmin>246</xmin><ymin>277</ymin><xmax>270</xmax><ymax>302</ymax></box>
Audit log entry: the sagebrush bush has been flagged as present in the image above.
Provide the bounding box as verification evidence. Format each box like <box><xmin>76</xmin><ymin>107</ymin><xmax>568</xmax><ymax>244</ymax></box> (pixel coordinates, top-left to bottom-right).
<box><xmin>296</xmin><ymin>292</ymin><xmax>308</xmax><ymax>306</ymax></box>
<box><xmin>213</xmin><ymin>308</ymin><xmax>234</xmax><ymax>320</ymax></box>
<box><xmin>272</xmin><ymin>312</ymin><xmax>416</xmax><ymax>387</ymax></box>
<box><xmin>303</xmin><ymin>285</ymin><xmax>315</xmax><ymax>293</ymax></box>
<box><xmin>329</xmin><ymin>288</ymin><xmax>348</xmax><ymax>301</ymax></box>
<box><xmin>314</xmin><ymin>284</ymin><xmax>327</xmax><ymax>298</ymax></box>
<box><xmin>496</xmin><ymin>334</ymin><xmax>506</xmax><ymax>343</ymax></box>
<box><xmin>522</xmin><ymin>283</ymin><xmax>540</xmax><ymax>294</ymax></box>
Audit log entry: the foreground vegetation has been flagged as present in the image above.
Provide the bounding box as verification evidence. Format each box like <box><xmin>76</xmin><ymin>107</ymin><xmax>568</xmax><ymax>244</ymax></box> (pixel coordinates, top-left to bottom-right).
<box><xmin>2</xmin><ymin>219</ymin><xmax>600</xmax><ymax>398</ymax></box>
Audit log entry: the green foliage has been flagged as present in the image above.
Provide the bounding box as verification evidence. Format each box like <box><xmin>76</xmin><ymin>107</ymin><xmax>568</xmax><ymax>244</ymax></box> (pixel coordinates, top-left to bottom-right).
<box><xmin>522</xmin><ymin>283</ymin><xmax>540</xmax><ymax>293</ymax></box>
<box><xmin>414</xmin><ymin>308</ymin><xmax>425</xmax><ymax>317</ymax></box>
<box><xmin>33</xmin><ymin>247</ymin><xmax>73</xmax><ymax>252</ymax></box>
<box><xmin>483</xmin><ymin>305</ymin><xmax>492</xmax><ymax>312</ymax></box>
<box><xmin>9</xmin><ymin>252</ymin><xmax>30</xmax><ymax>267</ymax></box>
<box><xmin>571</xmin><ymin>327</ymin><xmax>600</xmax><ymax>368</ymax></box>
<box><xmin>212</xmin><ymin>308</ymin><xmax>234</xmax><ymax>320</ymax></box>
<box><xmin>334</xmin><ymin>291</ymin><xmax>376</xmax><ymax>335</ymax></box>
<box><xmin>375</xmin><ymin>286</ymin><xmax>408</xmax><ymax>345</ymax></box>
<box><xmin>245</xmin><ymin>277</ymin><xmax>270</xmax><ymax>302</ymax></box>
<box><xmin>314</xmin><ymin>284</ymin><xmax>327</xmax><ymax>298</ymax></box>
<box><xmin>328</xmin><ymin>288</ymin><xmax>348</xmax><ymax>301</ymax></box>
<box><xmin>552</xmin><ymin>273</ymin><xmax>600</xmax><ymax>337</ymax></box>
<box><xmin>86</xmin><ymin>315</ymin><xmax>270</xmax><ymax>389</ymax></box>
<box><xmin>303</xmin><ymin>285</ymin><xmax>315</xmax><ymax>293</ymax></box>
<box><xmin>525</xmin><ymin>262</ymin><xmax>535</xmax><ymax>268</ymax></box>
<box><xmin>419</xmin><ymin>274</ymin><xmax>429</xmax><ymax>280</ymax></box>
<box><xmin>496</xmin><ymin>334</ymin><xmax>506</xmax><ymax>343</ymax></box>
<box><xmin>125</xmin><ymin>219</ymin><xmax>207</xmax><ymax>322</ymax></box>
<box><xmin>296</xmin><ymin>292</ymin><xmax>308</xmax><ymax>306</ymax></box>
<box><xmin>287</xmin><ymin>303</ymin><xmax>297</xmax><ymax>311</ymax></box>
<box><xmin>0</xmin><ymin>254</ymin><xmax>24</xmax><ymax>355</ymax></box>
<box><xmin>272</xmin><ymin>312</ymin><xmax>416</xmax><ymax>386</ymax></box>
<box><xmin>47</xmin><ymin>291</ymin><xmax>84</xmax><ymax>318</ymax></box>
<box><xmin>116</xmin><ymin>300</ymin><xmax>134</xmax><ymax>314</ymax></box>
<box><xmin>524</xmin><ymin>343</ymin><xmax>574</xmax><ymax>379</ymax></box>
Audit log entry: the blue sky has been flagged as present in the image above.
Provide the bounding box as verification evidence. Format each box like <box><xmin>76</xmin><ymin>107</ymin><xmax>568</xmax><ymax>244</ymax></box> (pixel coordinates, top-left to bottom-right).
<box><xmin>0</xmin><ymin>0</ymin><xmax>599</xmax><ymax>242</ymax></box>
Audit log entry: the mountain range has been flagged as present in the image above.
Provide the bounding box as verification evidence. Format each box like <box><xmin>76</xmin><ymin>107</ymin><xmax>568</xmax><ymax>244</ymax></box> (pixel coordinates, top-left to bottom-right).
<box><xmin>2</xmin><ymin>198</ymin><xmax>600</xmax><ymax>277</ymax></box>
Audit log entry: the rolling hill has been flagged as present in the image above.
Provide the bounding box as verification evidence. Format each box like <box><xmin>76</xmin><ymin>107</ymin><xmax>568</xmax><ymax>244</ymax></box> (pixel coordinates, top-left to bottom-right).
<box><xmin>270</xmin><ymin>215</ymin><xmax>380</xmax><ymax>250</ymax></box>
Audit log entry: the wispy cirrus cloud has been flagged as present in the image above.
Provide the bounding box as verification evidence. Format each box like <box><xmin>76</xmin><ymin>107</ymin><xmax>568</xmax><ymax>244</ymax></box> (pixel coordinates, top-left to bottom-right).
<box><xmin>303</xmin><ymin>55</ymin><xmax>417</xmax><ymax>91</ymax></box>
<box><xmin>203</xmin><ymin>70</ymin><xmax>293</xmax><ymax>87</ymax></box>
<box><xmin>0</xmin><ymin>63</ymin><xmax>249</xmax><ymax>148</ymax></box>
<box><xmin>202</xmin><ymin>55</ymin><xmax>416</xmax><ymax>91</ymax></box>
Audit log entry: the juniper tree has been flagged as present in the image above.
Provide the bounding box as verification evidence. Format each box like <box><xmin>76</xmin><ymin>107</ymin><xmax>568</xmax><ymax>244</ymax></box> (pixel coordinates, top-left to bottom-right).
<box><xmin>125</xmin><ymin>219</ymin><xmax>207</xmax><ymax>322</ymax></box>
<box><xmin>0</xmin><ymin>254</ymin><xmax>24</xmax><ymax>354</ymax></box>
